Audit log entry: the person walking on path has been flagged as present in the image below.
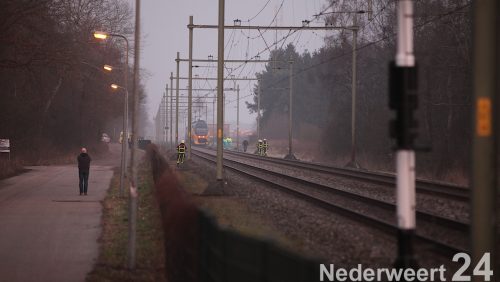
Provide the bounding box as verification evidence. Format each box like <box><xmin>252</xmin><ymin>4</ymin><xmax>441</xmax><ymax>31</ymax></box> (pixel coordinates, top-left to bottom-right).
<box><xmin>77</xmin><ymin>147</ymin><xmax>91</xmax><ymax>195</ymax></box>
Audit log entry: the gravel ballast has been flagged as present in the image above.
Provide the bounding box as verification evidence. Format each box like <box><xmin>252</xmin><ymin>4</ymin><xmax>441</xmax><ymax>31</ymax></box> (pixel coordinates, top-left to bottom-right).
<box><xmin>181</xmin><ymin>153</ymin><xmax>464</xmax><ymax>277</ymax></box>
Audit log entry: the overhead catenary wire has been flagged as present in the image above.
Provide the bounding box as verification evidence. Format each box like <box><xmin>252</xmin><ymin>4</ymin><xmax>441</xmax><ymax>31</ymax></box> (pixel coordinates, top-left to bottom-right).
<box><xmin>186</xmin><ymin>1</ymin><xmax>427</xmax><ymax>114</ymax></box>
<box><xmin>164</xmin><ymin>0</ymin><xmax>340</xmax><ymax>119</ymax></box>
<box><xmin>239</xmin><ymin>0</ymin><xmax>285</xmax><ymax>41</ymax></box>
<box><xmin>224</xmin><ymin>1</ymin><xmax>346</xmax><ymax>81</ymax></box>
<box><xmin>245</xmin><ymin>0</ymin><xmax>272</xmax><ymax>22</ymax></box>
<box><xmin>226</xmin><ymin>1</ymin><xmax>473</xmax><ymax>106</ymax></box>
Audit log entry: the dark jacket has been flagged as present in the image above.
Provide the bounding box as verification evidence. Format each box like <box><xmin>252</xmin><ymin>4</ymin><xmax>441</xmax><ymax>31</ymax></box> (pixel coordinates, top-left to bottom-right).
<box><xmin>77</xmin><ymin>153</ymin><xmax>91</xmax><ymax>171</ymax></box>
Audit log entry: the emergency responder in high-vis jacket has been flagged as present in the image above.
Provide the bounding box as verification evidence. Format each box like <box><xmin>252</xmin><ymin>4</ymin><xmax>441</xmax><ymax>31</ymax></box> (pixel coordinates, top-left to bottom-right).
<box><xmin>263</xmin><ymin>139</ymin><xmax>269</xmax><ymax>156</ymax></box>
<box><xmin>257</xmin><ymin>139</ymin><xmax>264</xmax><ymax>156</ymax></box>
<box><xmin>177</xmin><ymin>140</ymin><xmax>186</xmax><ymax>166</ymax></box>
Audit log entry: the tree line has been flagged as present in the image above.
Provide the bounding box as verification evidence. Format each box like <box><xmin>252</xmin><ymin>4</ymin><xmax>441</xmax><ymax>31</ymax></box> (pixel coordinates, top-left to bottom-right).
<box><xmin>0</xmin><ymin>0</ymin><xmax>148</xmax><ymax>162</ymax></box>
<box><xmin>247</xmin><ymin>0</ymin><xmax>471</xmax><ymax>181</ymax></box>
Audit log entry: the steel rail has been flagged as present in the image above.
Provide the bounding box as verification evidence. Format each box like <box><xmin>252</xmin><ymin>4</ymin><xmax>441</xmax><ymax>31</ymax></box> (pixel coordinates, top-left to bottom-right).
<box><xmin>222</xmin><ymin>149</ymin><xmax>469</xmax><ymax>201</ymax></box>
<box><xmin>191</xmin><ymin>148</ymin><xmax>469</xmax><ymax>256</ymax></box>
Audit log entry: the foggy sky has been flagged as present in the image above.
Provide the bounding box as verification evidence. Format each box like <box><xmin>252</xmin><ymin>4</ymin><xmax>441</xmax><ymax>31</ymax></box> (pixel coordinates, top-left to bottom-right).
<box><xmin>133</xmin><ymin>0</ymin><xmax>328</xmax><ymax>136</ymax></box>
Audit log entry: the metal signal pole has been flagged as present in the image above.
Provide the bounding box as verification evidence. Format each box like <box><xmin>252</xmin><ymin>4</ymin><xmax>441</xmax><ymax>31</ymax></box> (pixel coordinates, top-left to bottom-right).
<box><xmin>390</xmin><ymin>0</ymin><xmax>418</xmax><ymax>269</ymax></box>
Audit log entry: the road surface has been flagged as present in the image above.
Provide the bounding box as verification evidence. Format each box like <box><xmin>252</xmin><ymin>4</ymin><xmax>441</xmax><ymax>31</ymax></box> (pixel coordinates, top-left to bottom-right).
<box><xmin>0</xmin><ymin>144</ymin><xmax>122</xmax><ymax>282</ymax></box>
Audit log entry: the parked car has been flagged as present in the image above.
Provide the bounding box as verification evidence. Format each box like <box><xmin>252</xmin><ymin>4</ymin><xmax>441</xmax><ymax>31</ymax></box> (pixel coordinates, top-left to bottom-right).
<box><xmin>101</xmin><ymin>133</ymin><xmax>111</xmax><ymax>143</ymax></box>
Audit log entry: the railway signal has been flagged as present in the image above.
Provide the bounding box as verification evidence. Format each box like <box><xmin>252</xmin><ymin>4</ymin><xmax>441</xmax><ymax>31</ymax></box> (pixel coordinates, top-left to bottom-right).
<box><xmin>389</xmin><ymin>0</ymin><xmax>419</xmax><ymax>270</ymax></box>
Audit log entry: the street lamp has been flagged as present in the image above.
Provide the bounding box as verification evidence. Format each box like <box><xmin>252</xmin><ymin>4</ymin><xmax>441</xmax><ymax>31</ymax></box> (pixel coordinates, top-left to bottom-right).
<box><xmin>94</xmin><ymin>30</ymin><xmax>130</xmax><ymax>197</ymax></box>
<box><xmin>93</xmin><ymin>31</ymin><xmax>108</xmax><ymax>40</ymax></box>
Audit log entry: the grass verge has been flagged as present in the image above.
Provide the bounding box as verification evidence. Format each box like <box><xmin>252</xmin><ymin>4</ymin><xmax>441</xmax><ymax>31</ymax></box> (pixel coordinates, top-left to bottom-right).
<box><xmin>86</xmin><ymin>162</ymin><xmax>166</xmax><ymax>282</ymax></box>
<box><xmin>177</xmin><ymin>162</ymin><xmax>299</xmax><ymax>251</ymax></box>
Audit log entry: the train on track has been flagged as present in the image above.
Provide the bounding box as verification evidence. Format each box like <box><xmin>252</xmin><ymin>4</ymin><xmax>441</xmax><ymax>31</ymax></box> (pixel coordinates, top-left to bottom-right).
<box><xmin>191</xmin><ymin>119</ymin><xmax>209</xmax><ymax>145</ymax></box>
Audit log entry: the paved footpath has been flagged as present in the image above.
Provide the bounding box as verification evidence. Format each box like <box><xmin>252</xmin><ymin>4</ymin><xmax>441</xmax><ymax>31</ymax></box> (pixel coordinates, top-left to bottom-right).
<box><xmin>0</xmin><ymin>145</ymin><xmax>120</xmax><ymax>282</ymax></box>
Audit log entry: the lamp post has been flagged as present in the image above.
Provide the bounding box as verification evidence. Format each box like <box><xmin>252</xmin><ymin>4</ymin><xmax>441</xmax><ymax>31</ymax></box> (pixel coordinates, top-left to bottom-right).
<box><xmin>94</xmin><ymin>31</ymin><xmax>129</xmax><ymax>197</ymax></box>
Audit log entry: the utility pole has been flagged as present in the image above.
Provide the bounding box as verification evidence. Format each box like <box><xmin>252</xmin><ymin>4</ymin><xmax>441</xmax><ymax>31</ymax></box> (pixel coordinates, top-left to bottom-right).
<box><xmin>236</xmin><ymin>84</ymin><xmax>240</xmax><ymax>151</ymax></box>
<box><xmin>216</xmin><ymin>0</ymin><xmax>225</xmax><ymax>181</ymax></box>
<box><xmin>390</xmin><ymin>0</ymin><xmax>418</xmax><ymax>270</ymax></box>
<box><xmin>347</xmin><ymin>15</ymin><xmax>360</xmax><ymax>168</ymax></box>
<box><xmin>164</xmin><ymin>84</ymin><xmax>168</xmax><ymax>147</ymax></box>
<box><xmin>176</xmin><ymin>52</ymin><xmax>180</xmax><ymax>145</ymax></box>
<box><xmin>170</xmin><ymin>72</ymin><xmax>174</xmax><ymax>149</ymax></box>
<box><xmin>471</xmin><ymin>0</ymin><xmax>498</xmax><ymax>280</ymax></box>
<box><xmin>212</xmin><ymin>96</ymin><xmax>215</xmax><ymax>146</ymax></box>
<box><xmin>257</xmin><ymin>79</ymin><xmax>261</xmax><ymax>140</ymax></box>
<box><xmin>128</xmin><ymin>0</ymin><xmax>140</xmax><ymax>270</ymax></box>
<box><xmin>285</xmin><ymin>59</ymin><xmax>296</xmax><ymax>160</ymax></box>
<box><xmin>188</xmin><ymin>16</ymin><xmax>194</xmax><ymax>159</ymax></box>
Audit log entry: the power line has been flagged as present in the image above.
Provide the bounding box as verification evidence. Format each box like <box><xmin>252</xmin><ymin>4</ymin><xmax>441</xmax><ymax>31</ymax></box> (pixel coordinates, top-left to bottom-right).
<box><xmin>246</xmin><ymin>0</ymin><xmax>272</xmax><ymax>22</ymax></box>
<box><xmin>228</xmin><ymin>1</ymin><xmax>472</xmax><ymax>108</ymax></box>
<box><xmin>224</xmin><ymin>2</ymin><xmax>347</xmax><ymax>80</ymax></box>
<box><xmin>229</xmin><ymin>1</ymin><xmax>473</xmax><ymax>105</ymax></box>
<box><xmin>242</xmin><ymin>0</ymin><xmax>286</xmax><ymax>41</ymax></box>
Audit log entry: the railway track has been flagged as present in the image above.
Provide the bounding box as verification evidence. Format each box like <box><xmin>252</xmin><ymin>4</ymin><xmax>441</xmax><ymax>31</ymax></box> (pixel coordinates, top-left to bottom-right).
<box><xmin>222</xmin><ymin>149</ymin><xmax>469</xmax><ymax>202</ymax></box>
<box><xmin>191</xmin><ymin>147</ymin><xmax>469</xmax><ymax>256</ymax></box>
